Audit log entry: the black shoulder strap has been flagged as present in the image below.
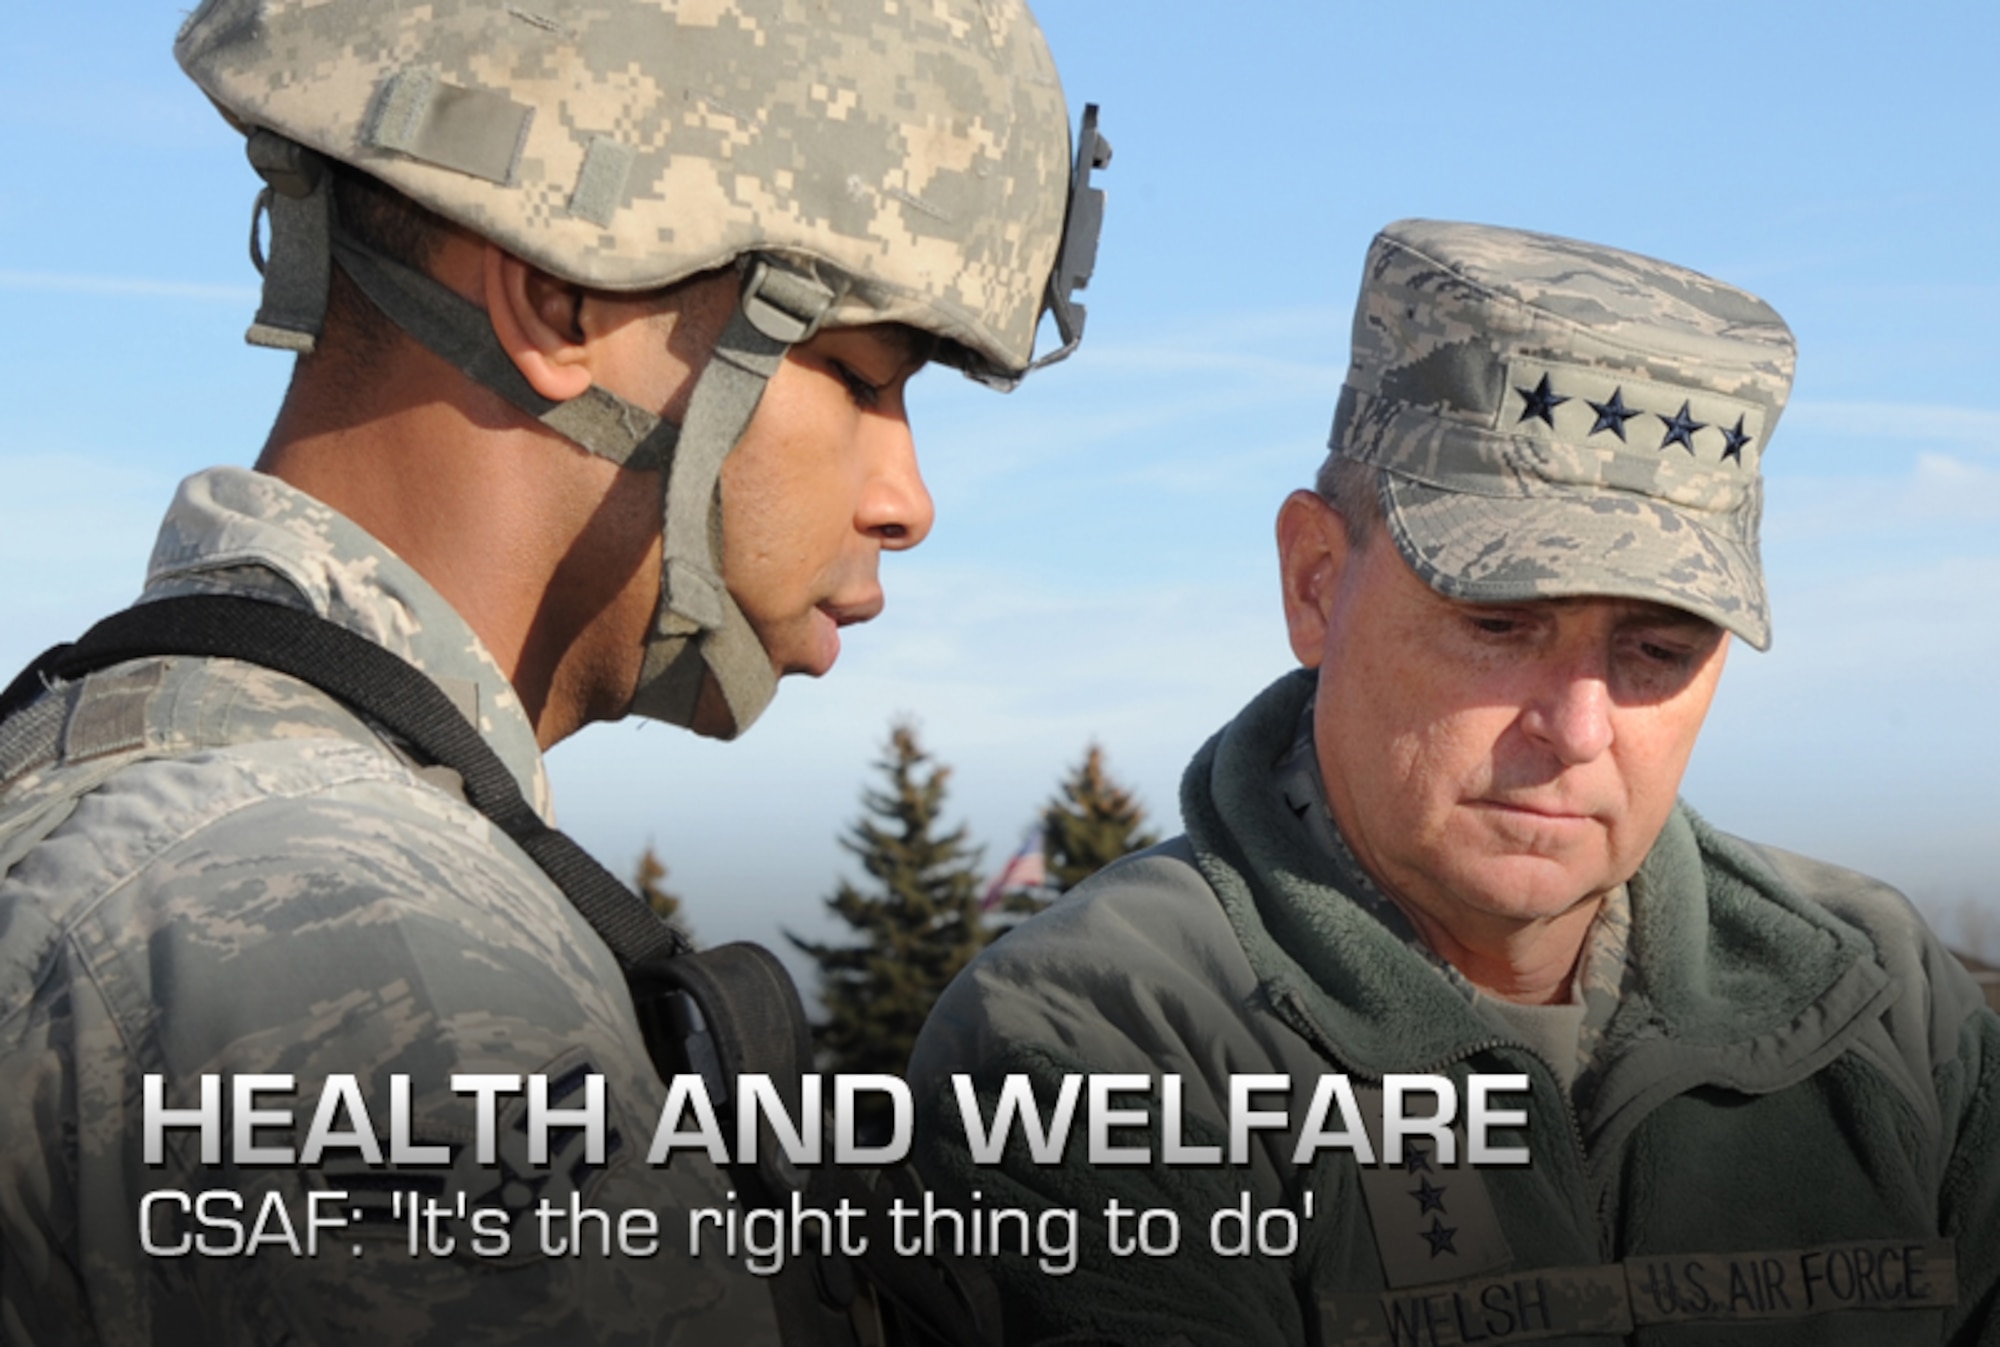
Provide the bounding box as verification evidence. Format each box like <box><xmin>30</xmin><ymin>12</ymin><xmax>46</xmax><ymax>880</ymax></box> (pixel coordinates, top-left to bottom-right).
<box><xmin>2</xmin><ymin>594</ymin><xmax>998</xmax><ymax>1347</ymax></box>
<box><xmin>0</xmin><ymin>594</ymin><xmax>689</xmax><ymax>969</ymax></box>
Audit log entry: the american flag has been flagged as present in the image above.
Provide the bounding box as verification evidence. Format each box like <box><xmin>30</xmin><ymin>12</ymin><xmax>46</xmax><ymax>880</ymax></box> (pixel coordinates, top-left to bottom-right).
<box><xmin>981</xmin><ymin>826</ymin><xmax>1048</xmax><ymax>910</ymax></box>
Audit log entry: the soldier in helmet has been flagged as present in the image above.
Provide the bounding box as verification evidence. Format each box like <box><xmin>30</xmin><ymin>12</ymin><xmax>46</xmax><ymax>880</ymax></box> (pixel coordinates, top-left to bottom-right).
<box><xmin>0</xmin><ymin>0</ymin><xmax>1103</xmax><ymax>1341</ymax></box>
<box><xmin>912</xmin><ymin>222</ymin><xmax>2000</xmax><ymax>1345</ymax></box>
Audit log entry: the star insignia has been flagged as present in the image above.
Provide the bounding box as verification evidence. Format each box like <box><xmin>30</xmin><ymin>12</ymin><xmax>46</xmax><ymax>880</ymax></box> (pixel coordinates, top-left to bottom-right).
<box><xmin>1408</xmin><ymin>1177</ymin><xmax>1448</xmax><ymax>1215</ymax></box>
<box><xmin>1658</xmin><ymin>400</ymin><xmax>1707</xmax><ymax>454</ymax></box>
<box><xmin>1514</xmin><ymin>373</ymin><xmax>1569</xmax><ymax>427</ymax></box>
<box><xmin>1421</xmin><ymin>1218</ymin><xmax>1459</xmax><ymax>1257</ymax></box>
<box><xmin>1402</xmin><ymin>1144</ymin><xmax>1433</xmax><ymax>1174</ymax></box>
<box><xmin>1721</xmin><ymin>413</ymin><xmax>1753</xmax><ymax>464</ymax></box>
<box><xmin>1585</xmin><ymin>388</ymin><xmax>1639</xmax><ymax>441</ymax></box>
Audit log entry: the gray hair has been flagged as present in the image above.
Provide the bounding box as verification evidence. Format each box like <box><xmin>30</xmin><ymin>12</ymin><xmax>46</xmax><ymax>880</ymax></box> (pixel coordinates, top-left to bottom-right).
<box><xmin>1313</xmin><ymin>452</ymin><xmax>1383</xmax><ymax>552</ymax></box>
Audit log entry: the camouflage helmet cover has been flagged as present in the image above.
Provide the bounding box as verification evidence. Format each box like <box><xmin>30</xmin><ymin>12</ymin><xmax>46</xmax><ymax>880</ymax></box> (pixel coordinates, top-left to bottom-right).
<box><xmin>174</xmin><ymin>0</ymin><xmax>1100</xmax><ymax>743</ymax></box>
<box><xmin>175</xmin><ymin>0</ymin><xmax>1076</xmax><ymax>380</ymax></box>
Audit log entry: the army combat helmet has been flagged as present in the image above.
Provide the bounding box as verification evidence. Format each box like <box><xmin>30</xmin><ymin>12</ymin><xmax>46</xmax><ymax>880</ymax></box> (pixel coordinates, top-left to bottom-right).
<box><xmin>175</xmin><ymin>0</ymin><xmax>1108</xmax><ymax>738</ymax></box>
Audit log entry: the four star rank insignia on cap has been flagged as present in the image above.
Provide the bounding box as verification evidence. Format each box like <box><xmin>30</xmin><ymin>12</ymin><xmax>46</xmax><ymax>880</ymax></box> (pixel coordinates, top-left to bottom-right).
<box><xmin>1510</xmin><ymin>366</ymin><xmax>1759</xmax><ymax>467</ymax></box>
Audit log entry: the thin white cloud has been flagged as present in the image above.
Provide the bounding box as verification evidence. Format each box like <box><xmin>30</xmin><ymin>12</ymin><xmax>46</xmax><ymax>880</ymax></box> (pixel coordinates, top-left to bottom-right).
<box><xmin>0</xmin><ymin>270</ymin><xmax>257</xmax><ymax>303</ymax></box>
<box><xmin>1768</xmin><ymin>451</ymin><xmax>2000</xmax><ymax>539</ymax></box>
<box><xmin>0</xmin><ymin>68</ymin><xmax>220</xmax><ymax>152</ymax></box>
<box><xmin>1113</xmin><ymin>444</ymin><xmax>1304</xmax><ymax>493</ymax></box>
<box><xmin>1084</xmin><ymin>305</ymin><xmax>1353</xmax><ymax>355</ymax></box>
<box><xmin>0</xmin><ymin>454</ymin><xmax>169</xmax><ymax>637</ymax></box>
<box><xmin>1755</xmin><ymin>553</ymin><xmax>2000</xmax><ymax>679</ymax></box>
<box><xmin>1081</xmin><ymin>344</ymin><xmax>1348</xmax><ymax>384</ymax></box>
<box><xmin>1908</xmin><ymin>451</ymin><xmax>2000</xmax><ymax>519</ymax></box>
<box><xmin>916</xmin><ymin>348</ymin><xmax>1339</xmax><ymax>490</ymax></box>
<box><xmin>1785</xmin><ymin>400</ymin><xmax>2000</xmax><ymax>450</ymax></box>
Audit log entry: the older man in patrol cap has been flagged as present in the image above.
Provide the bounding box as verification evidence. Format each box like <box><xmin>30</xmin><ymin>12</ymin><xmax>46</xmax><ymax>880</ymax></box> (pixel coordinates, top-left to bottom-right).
<box><xmin>0</xmin><ymin>0</ymin><xmax>1104</xmax><ymax>1342</ymax></box>
<box><xmin>911</xmin><ymin>221</ymin><xmax>2000</xmax><ymax>1345</ymax></box>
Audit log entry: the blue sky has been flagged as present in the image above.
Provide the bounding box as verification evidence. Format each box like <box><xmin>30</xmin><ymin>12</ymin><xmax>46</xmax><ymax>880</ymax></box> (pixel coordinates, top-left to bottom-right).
<box><xmin>3</xmin><ymin>1</ymin><xmax>1997</xmax><ymax>972</ymax></box>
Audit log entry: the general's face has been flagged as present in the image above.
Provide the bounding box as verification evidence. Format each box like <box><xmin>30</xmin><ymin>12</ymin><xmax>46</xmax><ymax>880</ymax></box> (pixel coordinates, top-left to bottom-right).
<box><xmin>718</xmin><ymin>323</ymin><xmax>935</xmax><ymax>678</ymax></box>
<box><xmin>1276</xmin><ymin>491</ymin><xmax>1729</xmax><ymax>941</ymax></box>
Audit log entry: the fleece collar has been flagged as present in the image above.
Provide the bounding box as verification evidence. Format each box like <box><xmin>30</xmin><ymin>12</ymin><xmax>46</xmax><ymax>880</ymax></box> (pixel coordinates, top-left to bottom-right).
<box><xmin>1179</xmin><ymin>670</ymin><xmax>1894</xmax><ymax>1111</ymax></box>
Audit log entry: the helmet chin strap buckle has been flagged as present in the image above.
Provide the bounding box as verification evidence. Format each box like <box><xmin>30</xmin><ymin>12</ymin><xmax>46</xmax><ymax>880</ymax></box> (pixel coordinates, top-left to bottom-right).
<box><xmin>661</xmin><ymin>557</ymin><xmax>728</xmax><ymax>633</ymax></box>
<box><xmin>626</xmin><ymin>255</ymin><xmax>839</xmax><ymax>737</ymax></box>
<box><xmin>739</xmin><ymin>257</ymin><xmax>842</xmax><ymax>345</ymax></box>
<box><xmin>243</xmin><ymin>130</ymin><xmax>333</xmax><ymax>353</ymax></box>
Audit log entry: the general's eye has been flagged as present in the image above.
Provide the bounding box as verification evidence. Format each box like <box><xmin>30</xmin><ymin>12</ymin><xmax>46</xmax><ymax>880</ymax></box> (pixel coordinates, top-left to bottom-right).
<box><xmin>1630</xmin><ymin>637</ymin><xmax>1697</xmax><ymax>670</ymax></box>
<box><xmin>1467</xmin><ymin>615</ymin><xmax>1522</xmax><ymax>637</ymax></box>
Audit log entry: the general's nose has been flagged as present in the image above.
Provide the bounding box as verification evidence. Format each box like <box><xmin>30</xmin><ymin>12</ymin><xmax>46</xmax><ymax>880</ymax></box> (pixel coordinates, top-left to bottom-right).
<box><xmin>1519</xmin><ymin>668</ymin><xmax>1615</xmax><ymax>765</ymax></box>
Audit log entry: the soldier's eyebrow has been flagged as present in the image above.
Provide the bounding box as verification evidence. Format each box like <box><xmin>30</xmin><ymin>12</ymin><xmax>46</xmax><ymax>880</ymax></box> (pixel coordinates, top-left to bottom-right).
<box><xmin>881</xmin><ymin>323</ymin><xmax>937</xmax><ymax>369</ymax></box>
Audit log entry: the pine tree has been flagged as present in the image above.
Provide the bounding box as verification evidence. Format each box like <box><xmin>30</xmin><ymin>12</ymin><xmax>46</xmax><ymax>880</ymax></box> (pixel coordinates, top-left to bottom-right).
<box><xmin>789</xmin><ymin>722</ymin><xmax>987</xmax><ymax>1084</ymax></box>
<box><xmin>1040</xmin><ymin>743</ymin><xmax>1159</xmax><ymax>896</ymax></box>
<box><xmin>634</xmin><ymin>843</ymin><xmax>694</xmax><ymax>946</ymax></box>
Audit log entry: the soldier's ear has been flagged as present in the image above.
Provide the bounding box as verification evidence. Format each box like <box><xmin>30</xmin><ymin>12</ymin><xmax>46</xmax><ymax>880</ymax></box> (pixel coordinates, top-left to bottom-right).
<box><xmin>1276</xmin><ymin>490</ymin><xmax>1347</xmax><ymax>669</ymax></box>
<box><xmin>485</xmin><ymin>245</ymin><xmax>595</xmax><ymax>402</ymax></box>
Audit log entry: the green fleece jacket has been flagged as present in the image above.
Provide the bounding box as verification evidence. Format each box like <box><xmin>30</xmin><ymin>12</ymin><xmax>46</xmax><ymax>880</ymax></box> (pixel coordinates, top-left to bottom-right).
<box><xmin>911</xmin><ymin>671</ymin><xmax>2000</xmax><ymax>1347</ymax></box>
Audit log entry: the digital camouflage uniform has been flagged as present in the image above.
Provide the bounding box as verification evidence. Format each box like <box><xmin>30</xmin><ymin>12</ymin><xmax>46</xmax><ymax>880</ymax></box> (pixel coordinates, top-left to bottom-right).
<box><xmin>911</xmin><ymin>223</ymin><xmax>2000</xmax><ymax>1344</ymax></box>
<box><xmin>0</xmin><ymin>0</ymin><xmax>1097</xmax><ymax>1340</ymax></box>
<box><xmin>0</xmin><ymin>468</ymin><xmax>777</xmax><ymax>1344</ymax></box>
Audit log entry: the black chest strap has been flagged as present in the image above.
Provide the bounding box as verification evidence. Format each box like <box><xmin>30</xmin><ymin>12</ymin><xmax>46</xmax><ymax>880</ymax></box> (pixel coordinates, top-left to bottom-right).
<box><xmin>2</xmin><ymin>594</ymin><xmax>689</xmax><ymax>967</ymax></box>
<box><xmin>2</xmin><ymin>594</ymin><xmax>998</xmax><ymax>1346</ymax></box>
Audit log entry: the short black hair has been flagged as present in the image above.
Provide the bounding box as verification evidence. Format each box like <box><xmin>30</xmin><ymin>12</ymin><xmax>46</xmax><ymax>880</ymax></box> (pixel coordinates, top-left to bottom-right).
<box><xmin>321</xmin><ymin>162</ymin><xmax>451</xmax><ymax>361</ymax></box>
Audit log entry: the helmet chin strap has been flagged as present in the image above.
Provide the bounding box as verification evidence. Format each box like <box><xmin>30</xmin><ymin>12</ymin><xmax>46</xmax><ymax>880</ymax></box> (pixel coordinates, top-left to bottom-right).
<box><xmin>244</xmin><ymin>131</ymin><xmax>838</xmax><ymax>740</ymax></box>
<box><xmin>625</xmin><ymin>259</ymin><xmax>840</xmax><ymax>738</ymax></box>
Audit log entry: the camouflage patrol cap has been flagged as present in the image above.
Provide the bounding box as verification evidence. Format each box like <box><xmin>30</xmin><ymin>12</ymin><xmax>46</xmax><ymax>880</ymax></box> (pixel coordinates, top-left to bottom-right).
<box><xmin>174</xmin><ymin>0</ymin><xmax>1080</xmax><ymax>380</ymax></box>
<box><xmin>1330</xmin><ymin>220</ymin><xmax>1795</xmax><ymax>649</ymax></box>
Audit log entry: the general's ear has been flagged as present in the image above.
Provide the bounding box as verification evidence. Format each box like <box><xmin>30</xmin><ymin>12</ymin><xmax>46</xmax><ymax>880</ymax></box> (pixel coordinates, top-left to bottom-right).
<box><xmin>1276</xmin><ymin>490</ymin><xmax>1350</xmax><ymax>669</ymax></box>
<box><xmin>483</xmin><ymin>245</ymin><xmax>594</xmax><ymax>402</ymax></box>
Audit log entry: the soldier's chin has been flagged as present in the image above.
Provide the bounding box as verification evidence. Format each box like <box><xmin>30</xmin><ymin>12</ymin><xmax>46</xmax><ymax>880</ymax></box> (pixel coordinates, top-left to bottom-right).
<box><xmin>687</xmin><ymin>674</ymin><xmax>738</xmax><ymax>740</ymax></box>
